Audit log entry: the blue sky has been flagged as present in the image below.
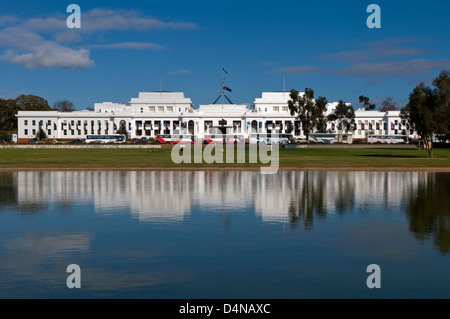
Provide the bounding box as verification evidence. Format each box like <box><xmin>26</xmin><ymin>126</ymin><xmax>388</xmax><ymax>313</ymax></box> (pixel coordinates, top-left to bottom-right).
<box><xmin>0</xmin><ymin>0</ymin><xmax>449</xmax><ymax>110</ymax></box>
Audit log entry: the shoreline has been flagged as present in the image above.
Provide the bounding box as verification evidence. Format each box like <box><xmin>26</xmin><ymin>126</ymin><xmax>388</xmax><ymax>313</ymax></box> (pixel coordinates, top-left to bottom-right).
<box><xmin>1</xmin><ymin>165</ymin><xmax>449</xmax><ymax>172</ymax></box>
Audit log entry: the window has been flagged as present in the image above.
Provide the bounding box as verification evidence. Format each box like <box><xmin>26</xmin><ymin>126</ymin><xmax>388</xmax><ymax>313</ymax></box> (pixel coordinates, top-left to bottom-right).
<box><xmin>158</xmin><ymin>106</ymin><xmax>164</xmax><ymax>112</ymax></box>
<box><xmin>265</xmin><ymin>108</ymin><xmax>267</xmax><ymax>112</ymax></box>
<box><xmin>24</xmin><ymin>129</ymin><xmax>28</xmax><ymax>135</ymax></box>
<box><xmin>32</xmin><ymin>120</ymin><xmax>36</xmax><ymax>126</ymax></box>
<box><xmin>167</xmin><ymin>106</ymin><xmax>173</xmax><ymax>112</ymax></box>
<box><xmin>77</xmin><ymin>130</ymin><xmax>81</xmax><ymax>135</ymax></box>
<box><xmin>140</xmin><ymin>108</ymin><xmax>144</xmax><ymax>113</ymax></box>
<box><xmin>395</xmin><ymin>120</ymin><xmax>398</xmax><ymax>125</ymax></box>
<box><xmin>64</xmin><ymin>130</ymin><xmax>67</xmax><ymax>136</ymax></box>
<box><xmin>48</xmin><ymin>120</ymin><xmax>51</xmax><ymax>125</ymax></box>
<box><xmin>273</xmin><ymin>106</ymin><xmax>279</xmax><ymax>112</ymax></box>
<box><xmin>149</xmin><ymin>106</ymin><xmax>155</xmax><ymax>112</ymax></box>
<box><xmin>48</xmin><ymin>130</ymin><xmax>51</xmax><ymax>135</ymax></box>
<box><xmin>71</xmin><ymin>120</ymin><xmax>74</xmax><ymax>125</ymax></box>
<box><xmin>24</xmin><ymin>120</ymin><xmax>28</xmax><ymax>125</ymax></box>
<box><xmin>179</xmin><ymin>108</ymin><xmax>181</xmax><ymax>112</ymax></box>
<box><xmin>282</xmin><ymin>106</ymin><xmax>288</xmax><ymax>112</ymax></box>
<box><xmin>71</xmin><ymin>130</ymin><xmax>74</xmax><ymax>135</ymax></box>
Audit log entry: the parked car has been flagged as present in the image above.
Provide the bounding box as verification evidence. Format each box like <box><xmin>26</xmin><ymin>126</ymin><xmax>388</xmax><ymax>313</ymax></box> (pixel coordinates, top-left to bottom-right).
<box><xmin>27</xmin><ymin>139</ymin><xmax>39</xmax><ymax>143</ymax></box>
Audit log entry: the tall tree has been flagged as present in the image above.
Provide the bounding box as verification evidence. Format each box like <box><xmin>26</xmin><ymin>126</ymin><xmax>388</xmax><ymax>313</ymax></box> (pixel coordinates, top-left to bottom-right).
<box><xmin>288</xmin><ymin>88</ymin><xmax>328</xmax><ymax>140</ymax></box>
<box><xmin>0</xmin><ymin>98</ymin><xmax>17</xmax><ymax>131</ymax></box>
<box><xmin>15</xmin><ymin>94</ymin><xmax>51</xmax><ymax>111</ymax></box>
<box><xmin>380</xmin><ymin>97</ymin><xmax>397</xmax><ymax>112</ymax></box>
<box><xmin>359</xmin><ymin>95</ymin><xmax>376</xmax><ymax>110</ymax></box>
<box><xmin>432</xmin><ymin>70</ymin><xmax>450</xmax><ymax>140</ymax></box>
<box><xmin>0</xmin><ymin>95</ymin><xmax>51</xmax><ymax>131</ymax></box>
<box><xmin>327</xmin><ymin>100</ymin><xmax>355</xmax><ymax>140</ymax></box>
<box><xmin>53</xmin><ymin>99</ymin><xmax>75</xmax><ymax>112</ymax></box>
<box><xmin>401</xmin><ymin>70</ymin><xmax>450</xmax><ymax>157</ymax></box>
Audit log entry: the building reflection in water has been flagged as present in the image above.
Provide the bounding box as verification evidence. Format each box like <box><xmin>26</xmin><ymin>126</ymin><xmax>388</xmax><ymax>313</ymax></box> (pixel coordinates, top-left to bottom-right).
<box><xmin>3</xmin><ymin>170</ymin><xmax>449</xmax><ymax>253</ymax></box>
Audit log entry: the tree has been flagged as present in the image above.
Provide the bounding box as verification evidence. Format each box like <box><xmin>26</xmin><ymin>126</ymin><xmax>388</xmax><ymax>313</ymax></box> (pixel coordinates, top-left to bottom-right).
<box><xmin>0</xmin><ymin>94</ymin><xmax>51</xmax><ymax>131</ymax></box>
<box><xmin>288</xmin><ymin>88</ymin><xmax>328</xmax><ymax>141</ymax></box>
<box><xmin>15</xmin><ymin>94</ymin><xmax>51</xmax><ymax>111</ymax></box>
<box><xmin>327</xmin><ymin>100</ymin><xmax>356</xmax><ymax>140</ymax></box>
<box><xmin>401</xmin><ymin>74</ymin><xmax>446</xmax><ymax>157</ymax></box>
<box><xmin>54</xmin><ymin>100</ymin><xmax>75</xmax><ymax>112</ymax></box>
<box><xmin>432</xmin><ymin>70</ymin><xmax>450</xmax><ymax>141</ymax></box>
<box><xmin>401</xmin><ymin>70</ymin><xmax>450</xmax><ymax>157</ymax></box>
<box><xmin>0</xmin><ymin>98</ymin><xmax>17</xmax><ymax>131</ymax></box>
<box><xmin>359</xmin><ymin>95</ymin><xmax>376</xmax><ymax>111</ymax></box>
<box><xmin>36</xmin><ymin>128</ymin><xmax>47</xmax><ymax>140</ymax></box>
<box><xmin>380</xmin><ymin>97</ymin><xmax>397</xmax><ymax>112</ymax></box>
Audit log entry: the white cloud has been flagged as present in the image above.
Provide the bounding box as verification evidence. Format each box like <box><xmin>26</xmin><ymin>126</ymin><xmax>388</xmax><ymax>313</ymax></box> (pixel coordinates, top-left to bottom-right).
<box><xmin>0</xmin><ymin>26</ymin><xmax>94</xmax><ymax>69</ymax></box>
<box><xmin>0</xmin><ymin>8</ymin><xmax>198</xmax><ymax>69</ymax></box>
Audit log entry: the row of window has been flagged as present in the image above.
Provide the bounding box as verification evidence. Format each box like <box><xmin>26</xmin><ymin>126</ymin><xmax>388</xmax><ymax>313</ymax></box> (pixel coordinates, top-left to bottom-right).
<box><xmin>257</xmin><ymin>106</ymin><xmax>289</xmax><ymax>112</ymax></box>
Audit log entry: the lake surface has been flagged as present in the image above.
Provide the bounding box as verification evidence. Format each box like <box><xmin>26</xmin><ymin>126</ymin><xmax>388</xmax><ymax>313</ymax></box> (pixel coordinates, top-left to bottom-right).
<box><xmin>0</xmin><ymin>170</ymin><xmax>449</xmax><ymax>299</ymax></box>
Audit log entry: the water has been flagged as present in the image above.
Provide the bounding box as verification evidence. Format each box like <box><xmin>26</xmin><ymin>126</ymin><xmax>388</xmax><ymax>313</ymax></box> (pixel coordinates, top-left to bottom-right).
<box><xmin>0</xmin><ymin>170</ymin><xmax>449</xmax><ymax>299</ymax></box>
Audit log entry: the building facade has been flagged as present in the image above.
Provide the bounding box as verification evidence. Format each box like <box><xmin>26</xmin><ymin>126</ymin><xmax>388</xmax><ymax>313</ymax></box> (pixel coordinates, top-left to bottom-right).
<box><xmin>16</xmin><ymin>91</ymin><xmax>418</xmax><ymax>142</ymax></box>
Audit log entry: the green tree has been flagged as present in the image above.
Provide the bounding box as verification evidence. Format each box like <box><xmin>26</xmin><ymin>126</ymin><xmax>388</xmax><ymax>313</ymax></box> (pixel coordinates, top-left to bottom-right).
<box><xmin>432</xmin><ymin>70</ymin><xmax>450</xmax><ymax>141</ymax></box>
<box><xmin>288</xmin><ymin>88</ymin><xmax>328</xmax><ymax>140</ymax></box>
<box><xmin>15</xmin><ymin>94</ymin><xmax>51</xmax><ymax>111</ymax></box>
<box><xmin>327</xmin><ymin>100</ymin><xmax>355</xmax><ymax>140</ymax></box>
<box><xmin>36</xmin><ymin>128</ymin><xmax>47</xmax><ymax>140</ymax></box>
<box><xmin>0</xmin><ymin>98</ymin><xmax>17</xmax><ymax>131</ymax></box>
<box><xmin>359</xmin><ymin>95</ymin><xmax>376</xmax><ymax>111</ymax></box>
<box><xmin>0</xmin><ymin>95</ymin><xmax>52</xmax><ymax>131</ymax></box>
<box><xmin>401</xmin><ymin>70</ymin><xmax>450</xmax><ymax>157</ymax></box>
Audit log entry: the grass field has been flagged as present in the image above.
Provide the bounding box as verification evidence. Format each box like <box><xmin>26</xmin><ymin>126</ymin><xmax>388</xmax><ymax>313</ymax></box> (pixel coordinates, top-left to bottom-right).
<box><xmin>0</xmin><ymin>146</ymin><xmax>449</xmax><ymax>170</ymax></box>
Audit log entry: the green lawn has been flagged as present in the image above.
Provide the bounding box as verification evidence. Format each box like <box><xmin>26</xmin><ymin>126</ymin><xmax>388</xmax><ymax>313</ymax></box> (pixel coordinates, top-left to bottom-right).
<box><xmin>0</xmin><ymin>146</ymin><xmax>449</xmax><ymax>169</ymax></box>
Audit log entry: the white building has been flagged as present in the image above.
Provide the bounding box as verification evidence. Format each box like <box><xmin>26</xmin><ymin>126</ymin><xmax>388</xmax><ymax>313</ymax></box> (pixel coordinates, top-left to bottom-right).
<box><xmin>16</xmin><ymin>91</ymin><xmax>418</xmax><ymax>142</ymax></box>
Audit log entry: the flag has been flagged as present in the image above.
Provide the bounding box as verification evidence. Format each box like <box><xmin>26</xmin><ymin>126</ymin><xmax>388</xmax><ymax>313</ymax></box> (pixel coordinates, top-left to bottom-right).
<box><xmin>114</xmin><ymin>123</ymin><xmax>117</xmax><ymax>130</ymax></box>
<box><xmin>332</xmin><ymin>123</ymin><xmax>335</xmax><ymax>131</ymax></box>
<box><xmin>223</xmin><ymin>85</ymin><xmax>232</xmax><ymax>92</ymax></box>
<box><xmin>54</xmin><ymin>123</ymin><xmax>57</xmax><ymax>130</ymax></box>
<box><xmin>361</xmin><ymin>123</ymin><xmax>364</xmax><ymax>130</ymax></box>
<box><xmin>69</xmin><ymin>123</ymin><xmax>71</xmax><ymax>130</ymax></box>
<box><xmin>391</xmin><ymin>122</ymin><xmax>394</xmax><ymax>130</ymax></box>
<box><xmin>129</xmin><ymin>122</ymin><xmax>131</xmax><ymax>130</ymax></box>
<box><xmin>46</xmin><ymin>122</ymin><xmax>48</xmax><ymax>129</ymax></box>
<box><xmin>222</xmin><ymin>67</ymin><xmax>228</xmax><ymax>75</ymax></box>
<box><xmin>384</xmin><ymin>122</ymin><xmax>387</xmax><ymax>130</ymax></box>
<box><xmin>369</xmin><ymin>123</ymin><xmax>372</xmax><ymax>130</ymax></box>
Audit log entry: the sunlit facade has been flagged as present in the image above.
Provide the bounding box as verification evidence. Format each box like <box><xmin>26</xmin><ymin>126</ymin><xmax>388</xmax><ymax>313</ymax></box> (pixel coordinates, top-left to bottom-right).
<box><xmin>16</xmin><ymin>91</ymin><xmax>418</xmax><ymax>142</ymax></box>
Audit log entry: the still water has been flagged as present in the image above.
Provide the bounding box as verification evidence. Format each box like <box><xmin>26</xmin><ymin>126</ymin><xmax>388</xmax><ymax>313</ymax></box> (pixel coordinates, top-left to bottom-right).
<box><xmin>0</xmin><ymin>170</ymin><xmax>449</xmax><ymax>299</ymax></box>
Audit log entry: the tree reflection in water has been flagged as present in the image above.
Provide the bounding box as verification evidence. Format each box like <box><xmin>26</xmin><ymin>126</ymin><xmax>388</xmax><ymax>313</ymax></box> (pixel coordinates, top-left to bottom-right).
<box><xmin>288</xmin><ymin>171</ymin><xmax>355</xmax><ymax>230</ymax></box>
<box><xmin>403</xmin><ymin>172</ymin><xmax>450</xmax><ymax>254</ymax></box>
